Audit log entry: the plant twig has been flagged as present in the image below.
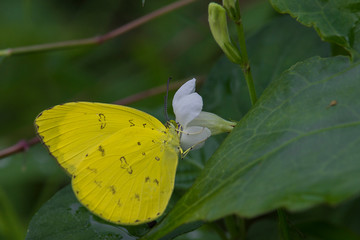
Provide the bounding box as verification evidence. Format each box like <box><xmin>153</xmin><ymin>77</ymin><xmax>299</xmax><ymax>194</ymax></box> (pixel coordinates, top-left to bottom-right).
<box><xmin>235</xmin><ymin>11</ymin><xmax>257</xmax><ymax>105</ymax></box>
<box><xmin>0</xmin><ymin>0</ymin><xmax>197</xmax><ymax>57</ymax></box>
<box><xmin>0</xmin><ymin>78</ymin><xmax>204</xmax><ymax>160</ymax></box>
<box><xmin>0</xmin><ymin>138</ymin><xmax>40</xmax><ymax>159</ymax></box>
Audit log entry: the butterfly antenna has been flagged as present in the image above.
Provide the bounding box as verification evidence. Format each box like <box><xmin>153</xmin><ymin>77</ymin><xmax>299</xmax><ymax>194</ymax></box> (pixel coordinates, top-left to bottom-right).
<box><xmin>164</xmin><ymin>77</ymin><xmax>172</xmax><ymax>122</ymax></box>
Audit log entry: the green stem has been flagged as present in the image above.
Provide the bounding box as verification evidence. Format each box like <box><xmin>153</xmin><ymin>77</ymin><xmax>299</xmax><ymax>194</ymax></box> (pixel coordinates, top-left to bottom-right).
<box><xmin>208</xmin><ymin>222</ymin><xmax>228</xmax><ymax>240</ymax></box>
<box><xmin>277</xmin><ymin>209</ymin><xmax>290</xmax><ymax>240</ymax></box>
<box><xmin>243</xmin><ymin>62</ymin><xmax>257</xmax><ymax>106</ymax></box>
<box><xmin>0</xmin><ymin>0</ymin><xmax>197</xmax><ymax>57</ymax></box>
<box><xmin>237</xmin><ymin>217</ymin><xmax>246</xmax><ymax>239</ymax></box>
<box><xmin>224</xmin><ymin>215</ymin><xmax>238</xmax><ymax>240</ymax></box>
<box><xmin>224</xmin><ymin>215</ymin><xmax>246</xmax><ymax>240</ymax></box>
<box><xmin>235</xmin><ymin>12</ymin><xmax>257</xmax><ymax>105</ymax></box>
<box><xmin>236</xmin><ymin>18</ymin><xmax>248</xmax><ymax>62</ymax></box>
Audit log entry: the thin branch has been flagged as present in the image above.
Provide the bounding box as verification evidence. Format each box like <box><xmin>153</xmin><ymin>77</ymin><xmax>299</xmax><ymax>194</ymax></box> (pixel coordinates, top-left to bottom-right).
<box><xmin>0</xmin><ymin>137</ymin><xmax>40</xmax><ymax>159</ymax></box>
<box><xmin>0</xmin><ymin>0</ymin><xmax>197</xmax><ymax>56</ymax></box>
<box><xmin>0</xmin><ymin>78</ymin><xmax>204</xmax><ymax>160</ymax></box>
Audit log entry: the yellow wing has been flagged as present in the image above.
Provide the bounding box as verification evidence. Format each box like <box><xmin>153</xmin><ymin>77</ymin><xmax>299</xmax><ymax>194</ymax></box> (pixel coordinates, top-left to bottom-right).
<box><xmin>35</xmin><ymin>101</ymin><xmax>180</xmax><ymax>224</ymax></box>
<box><xmin>35</xmin><ymin>102</ymin><xmax>166</xmax><ymax>175</ymax></box>
<box><xmin>72</xmin><ymin>126</ymin><xmax>179</xmax><ymax>224</ymax></box>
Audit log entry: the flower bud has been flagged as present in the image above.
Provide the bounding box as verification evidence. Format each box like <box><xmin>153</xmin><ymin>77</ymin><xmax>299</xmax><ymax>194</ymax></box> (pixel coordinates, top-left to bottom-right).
<box><xmin>208</xmin><ymin>3</ymin><xmax>242</xmax><ymax>64</ymax></box>
<box><xmin>222</xmin><ymin>0</ymin><xmax>241</xmax><ymax>22</ymax></box>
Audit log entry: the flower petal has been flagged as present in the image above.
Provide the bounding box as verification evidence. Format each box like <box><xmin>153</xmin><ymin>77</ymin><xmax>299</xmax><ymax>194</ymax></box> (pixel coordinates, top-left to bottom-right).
<box><xmin>172</xmin><ymin>78</ymin><xmax>196</xmax><ymax>104</ymax></box>
<box><xmin>172</xmin><ymin>78</ymin><xmax>203</xmax><ymax>127</ymax></box>
<box><xmin>180</xmin><ymin>126</ymin><xmax>211</xmax><ymax>150</ymax></box>
<box><xmin>173</xmin><ymin>93</ymin><xmax>203</xmax><ymax>127</ymax></box>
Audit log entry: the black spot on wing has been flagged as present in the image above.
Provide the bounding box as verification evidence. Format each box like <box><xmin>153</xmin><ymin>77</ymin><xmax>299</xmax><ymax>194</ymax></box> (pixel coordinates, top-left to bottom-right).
<box><xmin>153</xmin><ymin>179</ymin><xmax>159</xmax><ymax>186</ymax></box>
<box><xmin>98</xmin><ymin>145</ymin><xmax>105</xmax><ymax>156</ymax></box>
<box><xmin>94</xmin><ymin>180</ymin><xmax>102</xmax><ymax>188</ymax></box>
<box><xmin>134</xmin><ymin>193</ymin><xmax>140</xmax><ymax>201</ymax></box>
<box><xmin>98</xmin><ymin>113</ymin><xmax>106</xmax><ymax>129</ymax></box>
<box><xmin>86</xmin><ymin>166</ymin><xmax>97</xmax><ymax>173</ymax></box>
<box><xmin>109</xmin><ymin>185</ymin><xmax>116</xmax><ymax>194</ymax></box>
<box><xmin>129</xmin><ymin>119</ymin><xmax>135</xmax><ymax>127</ymax></box>
<box><xmin>119</xmin><ymin>156</ymin><xmax>133</xmax><ymax>174</ymax></box>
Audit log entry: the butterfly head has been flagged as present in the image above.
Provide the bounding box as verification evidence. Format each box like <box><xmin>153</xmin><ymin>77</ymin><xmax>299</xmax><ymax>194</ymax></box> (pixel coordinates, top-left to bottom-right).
<box><xmin>167</xmin><ymin>120</ymin><xmax>183</xmax><ymax>136</ymax></box>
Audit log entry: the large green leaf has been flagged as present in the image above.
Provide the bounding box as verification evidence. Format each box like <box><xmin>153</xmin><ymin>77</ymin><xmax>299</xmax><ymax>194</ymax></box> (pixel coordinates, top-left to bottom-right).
<box><xmin>25</xmin><ymin>185</ymin><xmax>150</xmax><ymax>240</ymax></box>
<box><xmin>269</xmin><ymin>0</ymin><xmax>360</xmax><ymax>57</ymax></box>
<box><xmin>143</xmin><ymin>56</ymin><xmax>360</xmax><ymax>239</ymax></box>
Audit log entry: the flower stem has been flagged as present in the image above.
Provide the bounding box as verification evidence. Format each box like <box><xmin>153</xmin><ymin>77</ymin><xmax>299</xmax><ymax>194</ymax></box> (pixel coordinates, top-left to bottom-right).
<box><xmin>234</xmin><ymin>9</ymin><xmax>257</xmax><ymax>105</ymax></box>
<box><xmin>277</xmin><ymin>209</ymin><xmax>290</xmax><ymax>240</ymax></box>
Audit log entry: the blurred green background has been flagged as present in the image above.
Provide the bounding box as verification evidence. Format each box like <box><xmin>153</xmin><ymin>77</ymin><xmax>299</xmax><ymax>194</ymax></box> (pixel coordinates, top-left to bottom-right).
<box><xmin>0</xmin><ymin>0</ymin><xmax>278</xmax><ymax>239</ymax></box>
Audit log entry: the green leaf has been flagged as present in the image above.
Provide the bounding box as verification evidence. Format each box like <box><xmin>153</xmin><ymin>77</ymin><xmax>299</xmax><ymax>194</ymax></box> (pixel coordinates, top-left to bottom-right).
<box><xmin>144</xmin><ymin>56</ymin><xmax>360</xmax><ymax>239</ymax></box>
<box><xmin>26</xmin><ymin>185</ymin><xmax>150</xmax><ymax>240</ymax></box>
<box><xmin>269</xmin><ymin>0</ymin><xmax>360</xmax><ymax>57</ymax></box>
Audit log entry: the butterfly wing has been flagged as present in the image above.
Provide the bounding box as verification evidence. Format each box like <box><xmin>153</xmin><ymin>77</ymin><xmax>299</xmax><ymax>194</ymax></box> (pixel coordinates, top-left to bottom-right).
<box><xmin>35</xmin><ymin>102</ymin><xmax>165</xmax><ymax>175</ymax></box>
<box><xmin>72</xmin><ymin>126</ymin><xmax>179</xmax><ymax>224</ymax></box>
<box><xmin>35</xmin><ymin>102</ymin><xmax>180</xmax><ymax>224</ymax></box>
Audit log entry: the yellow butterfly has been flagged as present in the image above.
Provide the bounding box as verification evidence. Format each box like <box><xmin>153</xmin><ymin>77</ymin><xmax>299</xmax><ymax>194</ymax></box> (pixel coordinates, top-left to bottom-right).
<box><xmin>35</xmin><ymin>102</ymin><xmax>181</xmax><ymax>225</ymax></box>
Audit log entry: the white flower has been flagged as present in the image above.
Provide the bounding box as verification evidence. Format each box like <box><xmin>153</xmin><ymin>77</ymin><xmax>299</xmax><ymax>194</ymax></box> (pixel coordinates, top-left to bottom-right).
<box><xmin>172</xmin><ymin>78</ymin><xmax>236</xmax><ymax>151</ymax></box>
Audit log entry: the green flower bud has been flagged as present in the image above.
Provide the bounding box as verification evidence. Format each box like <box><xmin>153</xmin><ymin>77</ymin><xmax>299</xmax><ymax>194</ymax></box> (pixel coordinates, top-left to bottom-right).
<box><xmin>208</xmin><ymin>3</ymin><xmax>242</xmax><ymax>64</ymax></box>
<box><xmin>222</xmin><ymin>0</ymin><xmax>241</xmax><ymax>22</ymax></box>
<box><xmin>188</xmin><ymin>111</ymin><xmax>236</xmax><ymax>136</ymax></box>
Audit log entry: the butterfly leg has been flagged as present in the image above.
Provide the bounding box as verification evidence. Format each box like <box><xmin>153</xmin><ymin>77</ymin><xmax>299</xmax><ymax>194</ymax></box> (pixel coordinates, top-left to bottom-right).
<box><xmin>180</xmin><ymin>136</ymin><xmax>208</xmax><ymax>159</ymax></box>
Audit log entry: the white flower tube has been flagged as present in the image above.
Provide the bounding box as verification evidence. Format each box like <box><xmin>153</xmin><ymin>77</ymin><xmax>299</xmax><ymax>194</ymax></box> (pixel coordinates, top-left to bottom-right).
<box><xmin>172</xmin><ymin>78</ymin><xmax>236</xmax><ymax>151</ymax></box>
